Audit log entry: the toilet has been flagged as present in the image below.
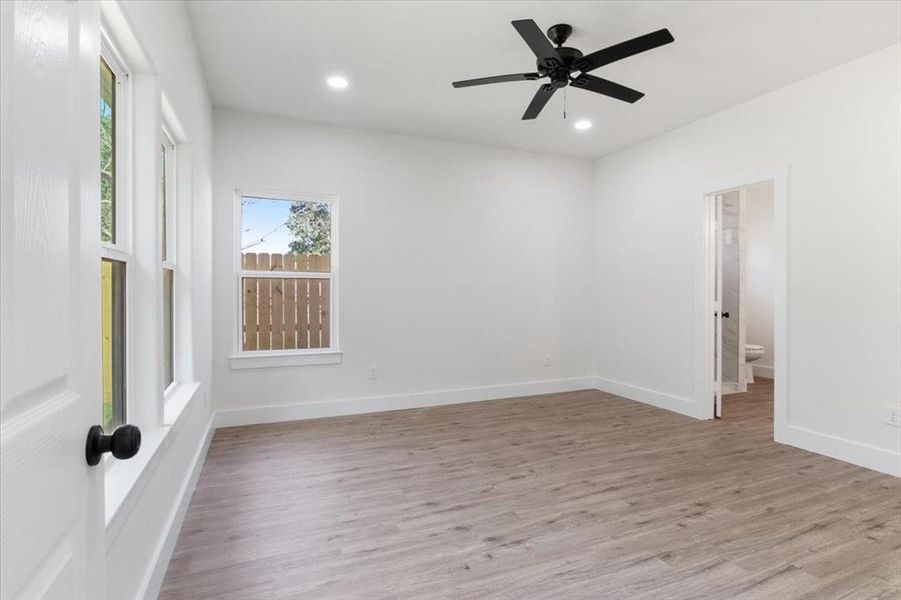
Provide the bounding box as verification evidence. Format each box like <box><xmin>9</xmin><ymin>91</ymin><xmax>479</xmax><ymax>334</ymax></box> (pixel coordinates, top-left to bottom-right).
<box><xmin>745</xmin><ymin>344</ymin><xmax>765</xmax><ymax>383</ymax></box>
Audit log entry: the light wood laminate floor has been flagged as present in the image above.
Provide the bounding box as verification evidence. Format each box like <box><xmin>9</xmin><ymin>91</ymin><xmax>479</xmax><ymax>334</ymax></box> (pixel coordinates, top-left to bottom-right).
<box><xmin>161</xmin><ymin>381</ymin><xmax>901</xmax><ymax>599</ymax></box>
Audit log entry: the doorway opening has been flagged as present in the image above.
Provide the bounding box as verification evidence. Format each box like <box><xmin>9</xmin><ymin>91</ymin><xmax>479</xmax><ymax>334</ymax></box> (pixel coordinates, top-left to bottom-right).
<box><xmin>706</xmin><ymin>180</ymin><xmax>778</xmax><ymax>429</ymax></box>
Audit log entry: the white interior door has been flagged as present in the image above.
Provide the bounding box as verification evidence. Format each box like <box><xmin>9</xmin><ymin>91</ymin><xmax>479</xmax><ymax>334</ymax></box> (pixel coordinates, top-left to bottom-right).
<box><xmin>0</xmin><ymin>2</ymin><xmax>105</xmax><ymax>598</ymax></box>
<box><xmin>737</xmin><ymin>188</ymin><xmax>747</xmax><ymax>392</ymax></box>
<box><xmin>713</xmin><ymin>194</ymin><xmax>724</xmax><ymax>418</ymax></box>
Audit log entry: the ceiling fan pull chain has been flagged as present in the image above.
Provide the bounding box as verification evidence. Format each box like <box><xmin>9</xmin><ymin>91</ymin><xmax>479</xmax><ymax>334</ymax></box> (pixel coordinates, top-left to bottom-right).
<box><xmin>564</xmin><ymin>85</ymin><xmax>567</xmax><ymax>119</ymax></box>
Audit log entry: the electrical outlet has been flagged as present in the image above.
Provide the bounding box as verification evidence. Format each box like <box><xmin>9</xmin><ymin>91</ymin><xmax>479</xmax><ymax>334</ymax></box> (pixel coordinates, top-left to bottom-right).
<box><xmin>543</xmin><ymin>354</ymin><xmax>551</xmax><ymax>367</ymax></box>
<box><xmin>886</xmin><ymin>405</ymin><xmax>901</xmax><ymax>428</ymax></box>
<box><xmin>368</xmin><ymin>365</ymin><xmax>379</xmax><ymax>380</ymax></box>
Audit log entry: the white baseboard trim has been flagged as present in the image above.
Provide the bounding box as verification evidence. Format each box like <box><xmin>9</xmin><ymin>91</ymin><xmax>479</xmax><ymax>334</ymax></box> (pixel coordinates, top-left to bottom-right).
<box><xmin>140</xmin><ymin>415</ymin><xmax>216</xmax><ymax>600</ymax></box>
<box><xmin>776</xmin><ymin>424</ymin><xmax>900</xmax><ymax>478</ymax></box>
<box><xmin>753</xmin><ymin>364</ymin><xmax>774</xmax><ymax>379</ymax></box>
<box><xmin>215</xmin><ymin>376</ymin><xmax>596</xmax><ymax>428</ymax></box>
<box><xmin>592</xmin><ymin>376</ymin><xmax>702</xmax><ymax>419</ymax></box>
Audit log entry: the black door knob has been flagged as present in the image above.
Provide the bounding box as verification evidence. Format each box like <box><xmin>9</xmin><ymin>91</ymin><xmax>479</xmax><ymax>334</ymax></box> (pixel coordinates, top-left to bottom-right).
<box><xmin>85</xmin><ymin>424</ymin><xmax>141</xmax><ymax>466</ymax></box>
<box><xmin>721</xmin><ymin>312</ymin><xmax>730</xmax><ymax>319</ymax></box>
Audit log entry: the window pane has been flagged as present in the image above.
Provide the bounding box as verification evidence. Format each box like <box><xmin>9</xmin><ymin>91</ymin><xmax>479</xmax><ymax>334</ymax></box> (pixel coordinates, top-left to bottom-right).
<box><xmin>160</xmin><ymin>144</ymin><xmax>167</xmax><ymax>261</ymax></box>
<box><xmin>241</xmin><ymin>196</ymin><xmax>330</xmax><ymax>272</ymax></box>
<box><xmin>100</xmin><ymin>59</ymin><xmax>116</xmax><ymax>244</ymax></box>
<box><xmin>241</xmin><ymin>277</ymin><xmax>330</xmax><ymax>351</ymax></box>
<box><xmin>163</xmin><ymin>268</ymin><xmax>174</xmax><ymax>389</ymax></box>
<box><xmin>101</xmin><ymin>258</ymin><xmax>126</xmax><ymax>431</ymax></box>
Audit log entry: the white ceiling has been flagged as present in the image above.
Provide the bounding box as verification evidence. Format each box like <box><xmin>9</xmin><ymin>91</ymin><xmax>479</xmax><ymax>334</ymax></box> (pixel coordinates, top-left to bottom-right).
<box><xmin>185</xmin><ymin>1</ymin><xmax>901</xmax><ymax>159</ymax></box>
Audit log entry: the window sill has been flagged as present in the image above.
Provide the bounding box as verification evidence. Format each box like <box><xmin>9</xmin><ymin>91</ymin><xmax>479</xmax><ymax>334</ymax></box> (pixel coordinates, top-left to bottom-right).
<box><xmin>104</xmin><ymin>382</ymin><xmax>202</xmax><ymax>541</ymax></box>
<box><xmin>229</xmin><ymin>350</ymin><xmax>343</xmax><ymax>370</ymax></box>
<box><xmin>164</xmin><ymin>381</ymin><xmax>198</xmax><ymax>426</ymax></box>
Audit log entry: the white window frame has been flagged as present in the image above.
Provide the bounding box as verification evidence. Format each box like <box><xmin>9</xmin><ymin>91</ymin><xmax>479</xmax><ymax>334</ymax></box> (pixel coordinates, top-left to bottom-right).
<box><xmin>230</xmin><ymin>190</ymin><xmax>341</xmax><ymax>369</ymax></box>
<box><xmin>100</xmin><ymin>30</ymin><xmax>132</xmax><ymax>431</ymax></box>
<box><xmin>160</xmin><ymin>126</ymin><xmax>177</xmax><ymax>395</ymax></box>
<box><xmin>100</xmin><ymin>32</ymin><xmax>131</xmax><ymax>260</ymax></box>
<box><xmin>160</xmin><ymin>125</ymin><xmax>176</xmax><ymax>267</ymax></box>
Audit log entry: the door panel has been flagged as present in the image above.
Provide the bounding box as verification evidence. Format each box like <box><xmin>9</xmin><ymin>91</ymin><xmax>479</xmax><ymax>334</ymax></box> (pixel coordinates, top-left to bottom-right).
<box><xmin>1</xmin><ymin>394</ymin><xmax>86</xmax><ymax>597</ymax></box>
<box><xmin>714</xmin><ymin>194</ymin><xmax>723</xmax><ymax>418</ymax></box>
<box><xmin>16</xmin><ymin>536</ymin><xmax>75</xmax><ymax>600</ymax></box>
<box><xmin>737</xmin><ymin>188</ymin><xmax>747</xmax><ymax>392</ymax></box>
<box><xmin>1</xmin><ymin>0</ymin><xmax>72</xmax><ymax>409</ymax></box>
<box><xmin>0</xmin><ymin>1</ymin><xmax>103</xmax><ymax>598</ymax></box>
<box><xmin>721</xmin><ymin>191</ymin><xmax>740</xmax><ymax>390</ymax></box>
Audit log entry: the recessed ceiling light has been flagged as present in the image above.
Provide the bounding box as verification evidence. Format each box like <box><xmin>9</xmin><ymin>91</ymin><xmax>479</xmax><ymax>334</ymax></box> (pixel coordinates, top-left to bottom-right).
<box><xmin>574</xmin><ymin>120</ymin><xmax>592</xmax><ymax>131</ymax></box>
<box><xmin>327</xmin><ymin>75</ymin><xmax>349</xmax><ymax>90</ymax></box>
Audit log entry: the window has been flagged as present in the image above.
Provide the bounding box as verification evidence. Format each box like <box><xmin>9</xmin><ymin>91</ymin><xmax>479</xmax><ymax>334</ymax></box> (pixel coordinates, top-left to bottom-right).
<box><xmin>236</xmin><ymin>193</ymin><xmax>338</xmax><ymax>360</ymax></box>
<box><xmin>100</xmin><ymin>42</ymin><xmax>129</xmax><ymax>431</ymax></box>
<box><xmin>100</xmin><ymin>58</ymin><xmax>116</xmax><ymax>244</ymax></box>
<box><xmin>101</xmin><ymin>258</ymin><xmax>126</xmax><ymax>432</ymax></box>
<box><xmin>160</xmin><ymin>131</ymin><xmax>175</xmax><ymax>390</ymax></box>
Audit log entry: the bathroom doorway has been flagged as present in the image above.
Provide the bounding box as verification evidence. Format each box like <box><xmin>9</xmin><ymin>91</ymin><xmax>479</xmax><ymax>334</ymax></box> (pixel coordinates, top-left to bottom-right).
<box><xmin>706</xmin><ymin>181</ymin><xmax>776</xmax><ymax>422</ymax></box>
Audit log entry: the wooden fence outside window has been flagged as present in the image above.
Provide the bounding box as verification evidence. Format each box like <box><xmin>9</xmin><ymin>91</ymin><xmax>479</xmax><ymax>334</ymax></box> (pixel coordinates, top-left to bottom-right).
<box><xmin>241</xmin><ymin>252</ymin><xmax>331</xmax><ymax>351</ymax></box>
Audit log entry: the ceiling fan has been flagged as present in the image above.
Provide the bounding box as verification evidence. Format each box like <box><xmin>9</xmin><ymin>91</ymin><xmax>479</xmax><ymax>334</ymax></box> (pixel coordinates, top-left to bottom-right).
<box><xmin>452</xmin><ymin>20</ymin><xmax>674</xmax><ymax>120</ymax></box>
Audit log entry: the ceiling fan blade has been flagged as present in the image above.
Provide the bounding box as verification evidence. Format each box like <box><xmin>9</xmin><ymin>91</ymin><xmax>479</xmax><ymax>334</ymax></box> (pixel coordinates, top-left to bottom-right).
<box><xmin>522</xmin><ymin>84</ymin><xmax>556</xmax><ymax>120</ymax></box>
<box><xmin>570</xmin><ymin>74</ymin><xmax>644</xmax><ymax>103</ymax></box>
<box><xmin>511</xmin><ymin>19</ymin><xmax>560</xmax><ymax>69</ymax></box>
<box><xmin>574</xmin><ymin>28</ymin><xmax>674</xmax><ymax>73</ymax></box>
<box><xmin>452</xmin><ymin>73</ymin><xmax>541</xmax><ymax>88</ymax></box>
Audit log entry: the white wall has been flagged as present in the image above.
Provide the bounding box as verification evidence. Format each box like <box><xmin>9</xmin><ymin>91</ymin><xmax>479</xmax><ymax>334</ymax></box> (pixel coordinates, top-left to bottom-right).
<box><xmin>745</xmin><ymin>183</ymin><xmax>774</xmax><ymax>373</ymax></box>
<box><xmin>212</xmin><ymin>110</ymin><xmax>595</xmax><ymax>420</ymax></box>
<box><xmin>592</xmin><ymin>44</ymin><xmax>901</xmax><ymax>475</ymax></box>
<box><xmin>101</xmin><ymin>2</ymin><xmax>214</xmax><ymax>598</ymax></box>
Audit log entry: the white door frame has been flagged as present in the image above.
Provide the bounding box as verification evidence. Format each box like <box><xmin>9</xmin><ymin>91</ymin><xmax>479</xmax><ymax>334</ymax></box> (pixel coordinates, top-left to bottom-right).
<box><xmin>709</xmin><ymin>193</ymin><xmax>724</xmax><ymax>417</ymax></box>
<box><xmin>737</xmin><ymin>188</ymin><xmax>748</xmax><ymax>394</ymax></box>
<box><xmin>700</xmin><ymin>167</ymin><xmax>789</xmax><ymax>438</ymax></box>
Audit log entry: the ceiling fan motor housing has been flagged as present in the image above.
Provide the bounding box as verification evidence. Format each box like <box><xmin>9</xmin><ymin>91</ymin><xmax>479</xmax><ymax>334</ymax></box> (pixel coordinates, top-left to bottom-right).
<box><xmin>538</xmin><ymin>46</ymin><xmax>584</xmax><ymax>87</ymax></box>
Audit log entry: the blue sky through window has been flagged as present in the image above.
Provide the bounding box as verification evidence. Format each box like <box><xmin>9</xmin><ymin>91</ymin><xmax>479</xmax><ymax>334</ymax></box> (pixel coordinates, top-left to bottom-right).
<box><xmin>241</xmin><ymin>196</ymin><xmax>296</xmax><ymax>254</ymax></box>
